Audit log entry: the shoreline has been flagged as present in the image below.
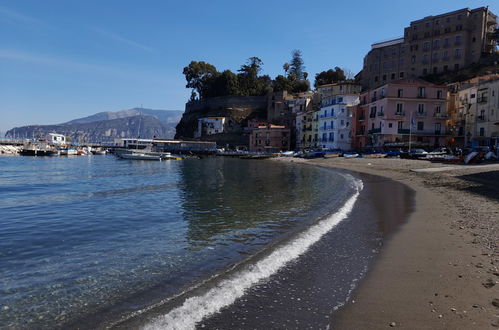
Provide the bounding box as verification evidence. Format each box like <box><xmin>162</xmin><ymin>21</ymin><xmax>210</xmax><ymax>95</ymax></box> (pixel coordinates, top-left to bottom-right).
<box><xmin>278</xmin><ymin>157</ymin><xmax>498</xmax><ymax>329</ymax></box>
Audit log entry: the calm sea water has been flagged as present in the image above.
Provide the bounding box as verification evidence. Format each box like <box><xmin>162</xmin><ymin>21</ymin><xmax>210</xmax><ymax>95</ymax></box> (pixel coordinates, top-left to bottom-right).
<box><xmin>0</xmin><ymin>155</ymin><xmax>357</xmax><ymax>329</ymax></box>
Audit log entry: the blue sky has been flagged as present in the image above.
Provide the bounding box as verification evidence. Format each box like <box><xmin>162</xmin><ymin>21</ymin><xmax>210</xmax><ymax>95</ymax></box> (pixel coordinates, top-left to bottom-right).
<box><xmin>0</xmin><ymin>0</ymin><xmax>497</xmax><ymax>133</ymax></box>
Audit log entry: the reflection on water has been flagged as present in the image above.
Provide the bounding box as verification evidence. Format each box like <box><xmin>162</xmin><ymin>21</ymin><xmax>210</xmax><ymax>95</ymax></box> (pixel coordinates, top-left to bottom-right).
<box><xmin>0</xmin><ymin>156</ymin><xmax>353</xmax><ymax>329</ymax></box>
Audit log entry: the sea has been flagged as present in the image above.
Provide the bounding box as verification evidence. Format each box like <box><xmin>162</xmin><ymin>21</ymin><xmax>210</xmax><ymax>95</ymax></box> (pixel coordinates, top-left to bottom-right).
<box><xmin>0</xmin><ymin>154</ymin><xmax>404</xmax><ymax>329</ymax></box>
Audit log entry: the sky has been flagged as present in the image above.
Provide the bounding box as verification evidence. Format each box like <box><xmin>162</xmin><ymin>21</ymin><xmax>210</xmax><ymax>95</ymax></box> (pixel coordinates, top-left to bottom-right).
<box><xmin>0</xmin><ymin>0</ymin><xmax>497</xmax><ymax>133</ymax></box>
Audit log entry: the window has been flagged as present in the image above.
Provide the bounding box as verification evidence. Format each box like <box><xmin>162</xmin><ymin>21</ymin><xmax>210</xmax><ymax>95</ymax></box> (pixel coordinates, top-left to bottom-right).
<box><xmin>382</xmin><ymin>75</ymin><xmax>386</xmax><ymax>81</ymax></box>
<box><xmin>398</xmin><ymin>121</ymin><xmax>404</xmax><ymax>129</ymax></box>
<box><xmin>435</xmin><ymin>123</ymin><xmax>441</xmax><ymax>134</ymax></box>
<box><xmin>455</xmin><ymin>35</ymin><xmax>462</xmax><ymax>45</ymax></box>
<box><xmin>330</xmin><ymin>121</ymin><xmax>334</xmax><ymax>129</ymax></box>
<box><xmin>399</xmin><ymin>72</ymin><xmax>405</xmax><ymax>78</ymax></box>
<box><xmin>454</xmin><ymin>63</ymin><xmax>460</xmax><ymax>70</ymax></box>
<box><xmin>391</xmin><ymin>73</ymin><xmax>395</xmax><ymax>80</ymax></box>
<box><xmin>322</xmin><ymin>133</ymin><xmax>327</xmax><ymax>141</ymax></box>
<box><xmin>329</xmin><ymin>132</ymin><xmax>334</xmax><ymax>142</ymax></box>
<box><xmin>423</xmin><ymin>42</ymin><xmax>430</xmax><ymax>51</ymax></box>
<box><xmin>388</xmin><ymin>123</ymin><xmax>393</xmax><ymax>128</ymax></box>
<box><xmin>455</xmin><ymin>48</ymin><xmax>461</xmax><ymax>58</ymax></box>
<box><xmin>418</xmin><ymin>104</ymin><xmax>425</xmax><ymax>113</ymax></box>
<box><xmin>370</xmin><ymin>106</ymin><xmax>377</xmax><ymax>118</ymax></box>
<box><xmin>437</xmin><ymin>90</ymin><xmax>443</xmax><ymax>99</ymax></box>
<box><xmin>443</xmin><ymin>38</ymin><xmax>449</xmax><ymax>48</ymax></box>
<box><xmin>397</xmin><ymin>89</ymin><xmax>403</xmax><ymax>97</ymax></box>
<box><xmin>435</xmin><ymin>105</ymin><xmax>442</xmax><ymax>113</ymax></box>
<box><xmin>396</xmin><ymin>103</ymin><xmax>404</xmax><ymax>114</ymax></box>
<box><xmin>417</xmin><ymin>121</ymin><xmax>424</xmax><ymax>130</ymax></box>
<box><xmin>418</xmin><ymin>87</ymin><xmax>426</xmax><ymax>98</ymax></box>
<box><xmin>433</xmin><ymin>40</ymin><xmax>440</xmax><ymax>49</ymax></box>
<box><xmin>479</xmin><ymin>127</ymin><xmax>485</xmax><ymax>137</ymax></box>
<box><xmin>374</xmin><ymin>76</ymin><xmax>379</xmax><ymax>82</ymax></box>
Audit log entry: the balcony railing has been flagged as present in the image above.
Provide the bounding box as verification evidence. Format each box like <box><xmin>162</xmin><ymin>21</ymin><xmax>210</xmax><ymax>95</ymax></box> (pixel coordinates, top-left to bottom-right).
<box><xmin>368</xmin><ymin>128</ymin><xmax>382</xmax><ymax>134</ymax></box>
<box><xmin>377</xmin><ymin>112</ymin><xmax>385</xmax><ymax>117</ymax></box>
<box><xmin>394</xmin><ymin>111</ymin><xmax>405</xmax><ymax>116</ymax></box>
<box><xmin>477</xmin><ymin>115</ymin><xmax>486</xmax><ymax>121</ymax></box>
<box><xmin>358</xmin><ymin>116</ymin><xmax>366</xmax><ymax>121</ymax></box>
<box><xmin>356</xmin><ymin>130</ymin><xmax>366</xmax><ymax>136</ymax></box>
<box><xmin>477</xmin><ymin>97</ymin><xmax>487</xmax><ymax>103</ymax></box>
<box><xmin>415</xmin><ymin>111</ymin><xmax>427</xmax><ymax>117</ymax></box>
<box><xmin>433</xmin><ymin>112</ymin><xmax>449</xmax><ymax>118</ymax></box>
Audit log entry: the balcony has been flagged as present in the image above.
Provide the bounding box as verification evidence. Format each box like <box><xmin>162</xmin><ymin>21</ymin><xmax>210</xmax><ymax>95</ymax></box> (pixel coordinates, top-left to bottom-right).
<box><xmin>356</xmin><ymin>130</ymin><xmax>366</xmax><ymax>136</ymax></box>
<box><xmin>394</xmin><ymin>111</ymin><xmax>405</xmax><ymax>116</ymax></box>
<box><xmin>477</xmin><ymin>97</ymin><xmax>487</xmax><ymax>103</ymax></box>
<box><xmin>434</xmin><ymin>112</ymin><xmax>449</xmax><ymax>118</ymax></box>
<box><xmin>477</xmin><ymin>115</ymin><xmax>486</xmax><ymax>121</ymax></box>
<box><xmin>371</xmin><ymin>96</ymin><xmax>377</xmax><ymax>102</ymax></box>
<box><xmin>417</xmin><ymin>94</ymin><xmax>426</xmax><ymax>98</ymax></box>
<box><xmin>397</xmin><ymin>129</ymin><xmax>410</xmax><ymax>134</ymax></box>
<box><xmin>358</xmin><ymin>116</ymin><xmax>366</xmax><ymax>121</ymax></box>
<box><xmin>368</xmin><ymin>128</ymin><xmax>382</xmax><ymax>134</ymax></box>
<box><xmin>415</xmin><ymin>111</ymin><xmax>427</xmax><ymax>117</ymax></box>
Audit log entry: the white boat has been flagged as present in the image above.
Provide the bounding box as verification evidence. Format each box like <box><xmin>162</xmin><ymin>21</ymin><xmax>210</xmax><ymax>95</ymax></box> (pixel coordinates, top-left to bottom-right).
<box><xmin>118</xmin><ymin>152</ymin><xmax>163</xmax><ymax>160</ymax></box>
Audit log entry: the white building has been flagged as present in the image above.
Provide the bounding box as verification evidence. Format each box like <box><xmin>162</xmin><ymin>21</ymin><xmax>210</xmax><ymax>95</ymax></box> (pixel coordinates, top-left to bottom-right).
<box><xmin>318</xmin><ymin>94</ymin><xmax>359</xmax><ymax>150</ymax></box>
<box><xmin>47</xmin><ymin>133</ymin><xmax>66</xmax><ymax>145</ymax></box>
<box><xmin>194</xmin><ymin>117</ymin><xmax>227</xmax><ymax>138</ymax></box>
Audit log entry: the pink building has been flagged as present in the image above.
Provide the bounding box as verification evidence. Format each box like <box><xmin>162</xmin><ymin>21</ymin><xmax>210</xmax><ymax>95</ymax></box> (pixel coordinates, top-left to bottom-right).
<box><xmin>249</xmin><ymin>125</ymin><xmax>290</xmax><ymax>153</ymax></box>
<box><xmin>358</xmin><ymin>79</ymin><xmax>449</xmax><ymax>149</ymax></box>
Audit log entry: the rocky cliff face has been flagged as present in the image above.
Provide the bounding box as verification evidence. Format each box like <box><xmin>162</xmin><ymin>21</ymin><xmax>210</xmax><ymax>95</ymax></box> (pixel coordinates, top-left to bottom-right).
<box><xmin>6</xmin><ymin>108</ymin><xmax>183</xmax><ymax>143</ymax></box>
<box><xmin>174</xmin><ymin>96</ymin><xmax>268</xmax><ymax>141</ymax></box>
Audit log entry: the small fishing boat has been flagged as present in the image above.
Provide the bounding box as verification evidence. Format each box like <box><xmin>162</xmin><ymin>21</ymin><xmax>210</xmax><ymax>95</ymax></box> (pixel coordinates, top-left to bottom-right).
<box><xmin>20</xmin><ymin>142</ymin><xmax>59</xmax><ymax>156</ymax></box>
<box><xmin>118</xmin><ymin>152</ymin><xmax>163</xmax><ymax>160</ymax></box>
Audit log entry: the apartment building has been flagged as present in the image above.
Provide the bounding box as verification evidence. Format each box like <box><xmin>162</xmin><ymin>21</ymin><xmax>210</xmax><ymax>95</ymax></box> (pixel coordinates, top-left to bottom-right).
<box><xmin>361</xmin><ymin>7</ymin><xmax>497</xmax><ymax>90</ymax></box>
<box><xmin>456</xmin><ymin>77</ymin><xmax>499</xmax><ymax>147</ymax></box>
<box><xmin>355</xmin><ymin>79</ymin><xmax>449</xmax><ymax>148</ymax></box>
<box><xmin>316</xmin><ymin>82</ymin><xmax>360</xmax><ymax>150</ymax></box>
<box><xmin>249</xmin><ymin>125</ymin><xmax>290</xmax><ymax>153</ymax></box>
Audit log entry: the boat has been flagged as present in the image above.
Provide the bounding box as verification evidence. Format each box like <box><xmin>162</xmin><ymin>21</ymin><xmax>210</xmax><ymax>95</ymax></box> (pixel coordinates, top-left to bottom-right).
<box><xmin>91</xmin><ymin>149</ymin><xmax>107</xmax><ymax>155</ymax></box>
<box><xmin>59</xmin><ymin>148</ymin><xmax>78</xmax><ymax>156</ymax></box>
<box><xmin>117</xmin><ymin>152</ymin><xmax>163</xmax><ymax>160</ymax></box>
<box><xmin>20</xmin><ymin>142</ymin><xmax>59</xmax><ymax>156</ymax></box>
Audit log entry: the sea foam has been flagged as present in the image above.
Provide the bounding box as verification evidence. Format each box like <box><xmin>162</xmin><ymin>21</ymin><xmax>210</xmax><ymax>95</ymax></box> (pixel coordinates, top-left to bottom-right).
<box><xmin>143</xmin><ymin>176</ymin><xmax>363</xmax><ymax>330</ymax></box>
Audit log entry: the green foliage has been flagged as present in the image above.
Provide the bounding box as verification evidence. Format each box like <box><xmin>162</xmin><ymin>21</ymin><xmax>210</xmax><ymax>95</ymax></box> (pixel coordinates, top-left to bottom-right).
<box><xmin>182</xmin><ymin>52</ymin><xmax>313</xmax><ymax>100</ymax></box>
<box><xmin>314</xmin><ymin>67</ymin><xmax>346</xmax><ymax>88</ymax></box>
<box><xmin>289</xmin><ymin>50</ymin><xmax>306</xmax><ymax>80</ymax></box>
<box><xmin>183</xmin><ymin>61</ymin><xmax>218</xmax><ymax>99</ymax></box>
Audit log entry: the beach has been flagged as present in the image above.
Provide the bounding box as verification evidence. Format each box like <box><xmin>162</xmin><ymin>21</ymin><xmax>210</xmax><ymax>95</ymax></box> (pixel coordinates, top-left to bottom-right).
<box><xmin>278</xmin><ymin>157</ymin><xmax>498</xmax><ymax>329</ymax></box>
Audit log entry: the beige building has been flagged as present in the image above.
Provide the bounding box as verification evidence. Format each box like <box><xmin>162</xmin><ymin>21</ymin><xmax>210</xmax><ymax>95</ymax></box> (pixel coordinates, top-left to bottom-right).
<box><xmin>456</xmin><ymin>77</ymin><xmax>499</xmax><ymax>147</ymax></box>
<box><xmin>361</xmin><ymin>7</ymin><xmax>498</xmax><ymax>90</ymax></box>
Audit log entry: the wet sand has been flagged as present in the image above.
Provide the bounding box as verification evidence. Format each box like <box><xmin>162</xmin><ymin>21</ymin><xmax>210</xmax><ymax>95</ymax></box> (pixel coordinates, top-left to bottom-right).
<box><xmin>199</xmin><ymin>172</ymin><xmax>413</xmax><ymax>329</ymax></box>
<box><xmin>284</xmin><ymin>157</ymin><xmax>499</xmax><ymax>329</ymax></box>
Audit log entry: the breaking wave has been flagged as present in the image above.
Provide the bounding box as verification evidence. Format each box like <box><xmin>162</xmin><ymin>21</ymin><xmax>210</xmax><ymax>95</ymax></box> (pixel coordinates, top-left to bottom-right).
<box><xmin>143</xmin><ymin>176</ymin><xmax>363</xmax><ymax>330</ymax></box>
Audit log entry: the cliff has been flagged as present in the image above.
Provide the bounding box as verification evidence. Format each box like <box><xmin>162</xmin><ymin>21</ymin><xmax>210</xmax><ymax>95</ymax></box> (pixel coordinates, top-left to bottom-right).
<box><xmin>174</xmin><ymin>96</ymin><xmax>268</xmax><ymax>144</ymax></box>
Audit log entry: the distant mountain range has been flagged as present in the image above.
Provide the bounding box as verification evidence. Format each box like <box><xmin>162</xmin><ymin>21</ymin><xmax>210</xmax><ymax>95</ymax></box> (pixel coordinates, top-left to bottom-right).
<box><xmin>5</xmin><ymin>108</ymin><xmax>183</xmax><ymax>143</ymax></box>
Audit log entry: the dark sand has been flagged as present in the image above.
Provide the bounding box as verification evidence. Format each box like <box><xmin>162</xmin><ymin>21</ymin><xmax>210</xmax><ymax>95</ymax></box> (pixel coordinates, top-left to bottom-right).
<box><xmin>288</xmin><ymin>158</ymin><xmax>499</xmax><ymax>330</ymax></box>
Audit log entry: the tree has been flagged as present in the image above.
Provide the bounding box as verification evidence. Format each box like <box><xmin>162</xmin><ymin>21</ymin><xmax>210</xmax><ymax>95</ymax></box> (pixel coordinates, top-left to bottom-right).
<box><xmin>182</xmin><ymin>61</ymin><xmax>218</xmax><ymax>100</ymax></box>
<box><xmin>289</xmin><ymin>49</ymin><xmax>306</xmax><ymax>80</ymax></box>
<box><xmin>314</xmin><ymin>67</ymin><xmax>346</xmax><ymax>88</ymax></box>
<box><xmin>238</xmin><ymin>57</ymin><xmax>265</xmax><ymax>96</ymax></box>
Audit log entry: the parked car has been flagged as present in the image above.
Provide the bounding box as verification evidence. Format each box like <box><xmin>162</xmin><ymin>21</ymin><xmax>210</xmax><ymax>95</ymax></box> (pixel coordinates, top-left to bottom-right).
<box><xmin>400</xmin><ymin>148</ymin><xmax>428</xmax><ymax>159</ymax></box>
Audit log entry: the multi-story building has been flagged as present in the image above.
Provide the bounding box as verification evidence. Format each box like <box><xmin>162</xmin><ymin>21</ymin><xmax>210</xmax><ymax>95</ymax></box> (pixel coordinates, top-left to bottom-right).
<box><xmin>194</xmin><ymin>117</ymin><xmax>227</xmax><ymax>138</ymax></box>
<box><xmin>456</xmin><ymin>77</ymin><xmax>499</xmax><ymax>147</ymax></box>
<box><xmin>316</xmin><ymin>82</ymin><xmax>360</xmax><ymax>150</ymax></box>
<box><xmin>249</xmin><ymin>124</ymin><xmax>290</xmax><ymax>153</ymax></box>
<box><xmin>361</xmin><ymin>7</ymin><xmax>498</xmax><ymax>90</ymax></box>
<box><xmin>355</xmin><ymin>79</ymin><xmax>449</xmax><ymax>149</ymax></box>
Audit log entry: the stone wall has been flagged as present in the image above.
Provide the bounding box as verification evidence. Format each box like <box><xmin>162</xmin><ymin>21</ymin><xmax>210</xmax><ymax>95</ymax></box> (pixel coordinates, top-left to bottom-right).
<box><xmin>185</xmin><ymin>96</ymin><xmax>267</xmax><ymax>113</ymax></box>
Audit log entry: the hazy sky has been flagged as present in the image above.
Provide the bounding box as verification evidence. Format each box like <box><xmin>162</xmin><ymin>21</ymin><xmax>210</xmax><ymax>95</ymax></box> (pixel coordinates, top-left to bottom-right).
<box><xmin>0</xmin><ymin>0</ymin><xmax>497</xmax><ymax>132</ymax></box>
